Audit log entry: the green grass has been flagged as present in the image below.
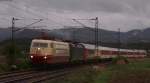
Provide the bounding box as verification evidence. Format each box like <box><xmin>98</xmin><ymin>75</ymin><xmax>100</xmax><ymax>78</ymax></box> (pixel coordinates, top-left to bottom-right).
<box><xmin>15</xmin><ymin>58</ymin><xmax>32</xmax><ymax>70</ymax></box>
<box><xmin>0</xmin><ymin>59</ymin><xmax>31</xmax><ymax>72</ymax></box>
<box><xmin>0</xmin><ymin>64</ymin><xmax>10</xmax><ymax>73</ymax></box>
<box><xmin>94</xmin><ymin>71</ymin><xmax>111</xmax><ymax>83</ymax></box>
<box><xmin>48</xmin><ymin>58</ymin><xmax>150</xmax><ymax>83</ymax></box>
<box><xmin>109</xmin><ymin>69</ymin><xmax>150</xmax><ymax>83</ymax></box>
<box><xmin>0</xmin><ymin>56</ymin><xmax>31</xmax><ymax>72</ymax></box>
<box><xmin>95</xmin><ymin>58</ymin><xmax>150</xmax><ymax>83</ymax></box>
<box><xmin>48</xmin><ymin>66</ymin><xmax>99</xmax><ymax>83</ymax></box>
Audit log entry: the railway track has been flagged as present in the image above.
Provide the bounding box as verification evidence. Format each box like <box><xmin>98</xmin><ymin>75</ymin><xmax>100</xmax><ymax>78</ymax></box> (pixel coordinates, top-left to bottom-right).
<box><xmin>0</xmin><ymin>68</ymin><xmax>73</xmax><ymax>83</ymax></box>
<box><xmin>0</xmin><ymin>60</ymin><xmax>115</xmax><ymax>83</ymax></box>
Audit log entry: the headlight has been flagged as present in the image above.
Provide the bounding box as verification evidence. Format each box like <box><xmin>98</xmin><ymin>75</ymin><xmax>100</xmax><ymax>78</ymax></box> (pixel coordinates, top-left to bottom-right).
<box><xmin>44</xmin><ymin>56</ymin><xmax>47</xmax><ymax>59</ymax></box>
<box><xmin>38</xmin><ymin>48</ymin><xmax>40</xmax><ymax>50</ymax></box>
<box><xmin>30</xmin><ymin>56</ymin><xmax>33</xmax><ymax>58</ymax></box>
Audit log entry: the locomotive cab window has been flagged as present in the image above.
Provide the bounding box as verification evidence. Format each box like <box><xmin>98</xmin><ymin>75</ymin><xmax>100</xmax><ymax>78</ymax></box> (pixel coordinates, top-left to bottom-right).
<box><xmin>32</xmin><ymin>42</ymin><xmax>48</xmax><ymax>48</ymax></box>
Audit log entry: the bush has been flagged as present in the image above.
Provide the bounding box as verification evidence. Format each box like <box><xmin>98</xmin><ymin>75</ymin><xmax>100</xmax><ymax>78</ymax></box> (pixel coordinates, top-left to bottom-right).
<box><xmin>2</xmin><ymin>43</ymin><xmax>21</xmax><ymax>66</ymax></box>
<box><xmin>112</xmin><ymin>56</ymin><xmax>128</xmax><ymax>64</ymax></box>
<box><xmin>16</xmin><ymin>58</ymin><xmax>32</xmax><ymax>70</ymax></box>
<box><xmin>0</xmin><ymin>64</ymin><xmax>10</xmax><ymax>72</ymax></box>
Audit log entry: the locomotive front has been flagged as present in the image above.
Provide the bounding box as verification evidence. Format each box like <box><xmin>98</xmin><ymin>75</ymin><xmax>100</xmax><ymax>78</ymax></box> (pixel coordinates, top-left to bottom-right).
<box><xmin>29</xmin><ymin>39</ymin><xmax>53</xmax><ymax>64</ymax></box>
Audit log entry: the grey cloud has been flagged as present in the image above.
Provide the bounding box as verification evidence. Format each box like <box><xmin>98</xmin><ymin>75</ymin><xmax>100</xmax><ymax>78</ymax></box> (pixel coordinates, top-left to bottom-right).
<box><xmin>26</xmin><ymin>0</ymin><xmax>125</xmax><ymax>13</ymax></box>
<box><xmin>0</xmin><ymin>0</ymin><xmax>150</xmax><ymax>31</ymax></box>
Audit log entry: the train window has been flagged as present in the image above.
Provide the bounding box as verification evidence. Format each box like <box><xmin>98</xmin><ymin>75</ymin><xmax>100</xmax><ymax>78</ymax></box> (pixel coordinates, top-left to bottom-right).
<box><xmin>32</xmin><ymin>42</ymin><xmax>48</xmax><ymax>48</ymax></box>
<box><xmin>40</xmin><ymin>43</ymin><xmax>48</xmax><ymax>47</ymax></box>
<box><xmin>33</xmin><ymin>43</ymin><xmax>39</xmax><ymax>47</ymax></box>
<box><xmin>55</xmin><ymin>49</ymin><xmax>68</xmax><ymax>54</ymax></box>
<box><xmin>55</xmin><ymin>44</ymin><xmax>67</xmax><ymax>49</ymax></box>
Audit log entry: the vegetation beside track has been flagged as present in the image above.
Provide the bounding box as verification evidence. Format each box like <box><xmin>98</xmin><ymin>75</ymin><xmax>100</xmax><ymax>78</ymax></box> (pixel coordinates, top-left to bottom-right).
<box><xmin>47</xmin><ymin>66</ymin><xmax>99</xmax><ymax>83</ymax></box>
<box><xmin>0</xmin><ymin>40</ymin><xmax>31</xmax><ymax>72</ymax></box>
<box><xmin>48</xmin><ymin>58</ymin><xmax>150</xmax><ymax>83</ymax></box>
<box><xmin>0</xmin><ymin>58</ymin><xmax>31</xmax><ymax>73</ymax></box>
<box><xmin>0</xmin><ymin>50</ymin><xmax>31</xmax><ymax>72</ymax></box>
<box><xmin>95</xmin><ymin>58</ymin><xmax>150</xmax><ymax>83</ymax></box>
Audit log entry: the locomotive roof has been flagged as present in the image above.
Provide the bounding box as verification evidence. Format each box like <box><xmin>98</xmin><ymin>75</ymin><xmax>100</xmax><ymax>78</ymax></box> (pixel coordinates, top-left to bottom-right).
<box><xmin>32</xmin><ymin>39</ymin><xmax>53</xmax><ymax>43</ymax></box>
<box><xmin>32</xmin><ymin>39</ymin><xmax>69</xmax><ymax>45</ymax></box>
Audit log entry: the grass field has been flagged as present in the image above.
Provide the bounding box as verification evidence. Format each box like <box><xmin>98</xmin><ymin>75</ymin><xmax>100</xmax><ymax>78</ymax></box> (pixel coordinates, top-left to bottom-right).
<box><xmin>49</xmin><ymin>58</ymin><xmax>150</xmax><ymax>83</ymax></box>
<box><xmin>95</xmin><ymin>58</ymin><xmax>150</xmax><ymax>83</ymax></box>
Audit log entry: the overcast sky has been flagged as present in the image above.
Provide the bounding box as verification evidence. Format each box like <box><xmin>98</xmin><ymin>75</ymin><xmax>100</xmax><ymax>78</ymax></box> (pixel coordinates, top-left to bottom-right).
<box><xmin>0</xmin><ymin>0</ymin><xmax>150</xmax><ymax>32</ymax></box>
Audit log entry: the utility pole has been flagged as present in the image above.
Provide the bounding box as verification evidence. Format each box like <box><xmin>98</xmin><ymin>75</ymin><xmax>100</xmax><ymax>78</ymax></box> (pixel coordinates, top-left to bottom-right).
<box><xmin>12</xmin><ymin>17</ymin><xmax>15</xmax><ymax>45</ymax></box>
<box><xmin>10</xmin><ymin>17</ymin><xmax>20</xmax><ymax>66</ymax></box>
<box><xmin>11</xmin><ymin>17</ymin><xmax>19</xmax><ymax>58</ymax></box>
<box><xmin>11</xmin><ymin>17</ymin><xmax>43</xmax><ymax>60</ymax></box>
<box><xmin>72</xmin><ymin>17</ymin><xmax>99</xmax><ymax>56</ymax></box>
<box><xmin>72</xmin><ymin>30</ymin><xmax>76</xmax><ymax>43</ymax></box>
<box><xmin>118</xmin><ymin>28</ymin><xmax>121</xmax><ymax>57</ymax></box>
<box><xmin>95</xmin><ymin>17</ymin><xmax>99</xmax><ymax>57</ymax></box>
<box><xmin>11</xmin><ymin>17</ymin><xmax>21</xmax><ymax>44</ymax></box>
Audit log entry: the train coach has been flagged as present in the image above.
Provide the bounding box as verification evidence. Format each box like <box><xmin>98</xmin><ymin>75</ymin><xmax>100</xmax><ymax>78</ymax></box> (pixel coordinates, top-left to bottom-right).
<box><xmin>29</xmin><ymin>39</ymin><xmax>146</xmax><ymax>65</ymax></box>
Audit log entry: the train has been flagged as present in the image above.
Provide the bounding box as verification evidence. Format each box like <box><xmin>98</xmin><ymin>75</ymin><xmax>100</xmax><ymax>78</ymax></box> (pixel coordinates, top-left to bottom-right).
<box><xmin>29</xmin><ymin>39</ymin><xmax>146</xmax><ymax>64</ymax></box>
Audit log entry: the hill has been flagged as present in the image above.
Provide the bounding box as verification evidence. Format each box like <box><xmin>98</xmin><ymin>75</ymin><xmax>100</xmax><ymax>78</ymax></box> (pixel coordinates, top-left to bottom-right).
<box><xmin>1</xmin><ymin>27</ymin><xmax>150</xmax><ymax>49</ymax></box>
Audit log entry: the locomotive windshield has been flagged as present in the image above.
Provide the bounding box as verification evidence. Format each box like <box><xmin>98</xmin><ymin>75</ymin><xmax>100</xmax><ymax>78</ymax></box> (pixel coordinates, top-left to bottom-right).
<box><xmin>32</xmin><ymin>42</ymin><xmax>48</xmax><ymax>48</ymax></box>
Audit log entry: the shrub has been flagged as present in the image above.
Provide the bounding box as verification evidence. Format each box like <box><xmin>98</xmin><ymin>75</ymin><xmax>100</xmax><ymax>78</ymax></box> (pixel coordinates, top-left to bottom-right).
<box><xmin>112</xmin><ymin>56</ymin><xmax>128</xmax><ymax>64</ymax></box>
<box><xmin>2</xmin><ymin>43</ymin><xmax>21</xmax><ymax>66</ymax></box>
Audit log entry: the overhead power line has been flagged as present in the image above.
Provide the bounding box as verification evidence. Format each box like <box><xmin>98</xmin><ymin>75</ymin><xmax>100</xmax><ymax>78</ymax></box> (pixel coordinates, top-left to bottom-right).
<box><xmin>72</xmin><ymin>17</ymin><xmax>99</xmax><ymax>56</ymax></box>
<box><xmin>15</xmin><ymin>19</ymin><xmax>43</xmax><ymax>32</ymax></box>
